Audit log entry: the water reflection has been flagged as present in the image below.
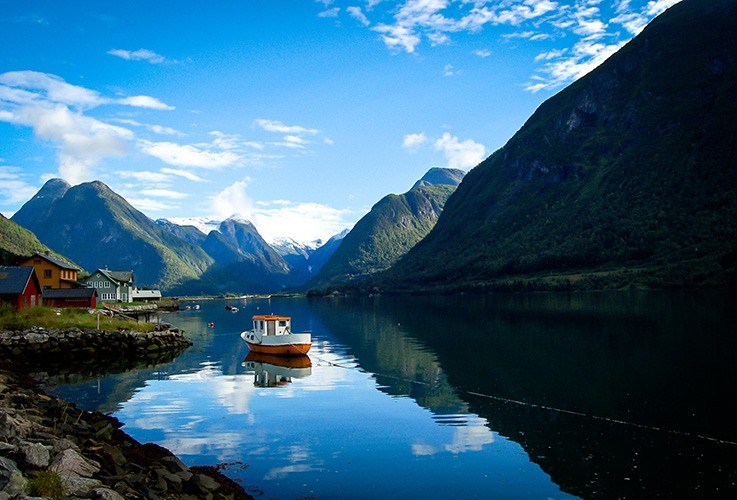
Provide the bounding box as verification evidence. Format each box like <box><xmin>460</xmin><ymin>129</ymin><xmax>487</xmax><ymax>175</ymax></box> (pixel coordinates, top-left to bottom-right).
<box><xmin>243</xmin><ymin>352</ymin><xmax>312</xmax><ymax>387</ymax></box>
<box><xmin>45</xmin><ymin>291</ymin><xmax>737</xmax><ymax>498</ymax></box>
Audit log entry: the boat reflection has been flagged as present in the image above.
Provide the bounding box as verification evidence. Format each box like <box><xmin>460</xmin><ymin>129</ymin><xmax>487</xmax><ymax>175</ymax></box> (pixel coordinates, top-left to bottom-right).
<box><xmin>243</xmin><ymin>352</ymin><xmax>312</xmax><ymax>387</ymax></box>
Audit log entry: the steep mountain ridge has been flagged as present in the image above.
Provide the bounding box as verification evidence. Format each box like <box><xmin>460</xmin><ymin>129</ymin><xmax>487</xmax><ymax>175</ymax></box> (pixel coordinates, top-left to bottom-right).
<box><xmin>12</xmin><ymin>180</ymin><xmax>213</xmax><ymax>289</ymax></box>
<box><xmin>380</xmin><ymin>0</ymin><xmax>737</xmax><ymax>292</ymax></box>
<box><xmin>308</xmin><ymin>168</ymin><xmax>464</xmax><ymax>290</ymax></box>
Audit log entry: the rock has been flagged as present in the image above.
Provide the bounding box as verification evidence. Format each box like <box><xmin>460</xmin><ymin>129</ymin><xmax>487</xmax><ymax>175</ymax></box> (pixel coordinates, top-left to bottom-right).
<box><xmin>189</xmin><ymin>473</ymin><xmax>220</xmax><ymax>493</ymax></box>
<box><xmin>160</xmin><ymin>455</ymin><xmax>188</xmax><ymax>474</ymax></box>
<box><xmin>50</xmin><ymin>448</ymin><xmax>100</xmax><ymax>478</ymax></box>
<box><xmin>61</xmin><ymin>475</ymin><xmax>103</xmax><ymax>496</ymax></box>
<box><xmin>20</xmin><ymin>441</ymin><xmax>50</xmax><ymax>468</ymax></box>
<box><xmin>90</xmin><ymin>487</ymin><xmax>126</xmax><ymax>500</ymax></box>
<box><xmin>0</xmin><ymin>457</ymin><xmax>27</xmax><ymax>498</ymax></box>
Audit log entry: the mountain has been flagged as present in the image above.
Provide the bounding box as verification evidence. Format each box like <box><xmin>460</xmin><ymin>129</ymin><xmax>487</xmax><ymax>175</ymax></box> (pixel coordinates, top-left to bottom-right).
<box><xmin>271</xmin><ymin>237</ymin><xmax>319</xmax><ymax>285</ymax></box>
<box><xmin>182</xmin><ymin>217</ymin><xmax>291</xmax><ymax>294</ymax></box>
<box><xmin>308</xmin><ymin>168</ymin><xmax>465</xmax><ymax>290</ymax></box>
<box><xmin>0</xmin><ymin>214</ymin><xmax>68</xmax><ymax>266</ymax></box>
<box><xmin>10</xmin><ymin>178</ymin><xmax>70</xmax><ymax>231</ymax></box>
<box><xmin>412</xmin><ymin>167</ymin><xmax>466</xmax><ymax>189</ymax></box>
<box><xmin>12</xmin><ymin>180</ymin><xmax>213</xmax><ymax>289</ymax></box>
<box><xmin>156</xmin><ymin>219</ymin><xmax>207</xmax><ymax>247</ymax></box>
<box><xmin>307</xmin><ymin>229</ymin><xmax>349</xmax><ymax>276</ymax></box>
<box><xmin>379</xmin><ymin>0</ymin><xmax>737</xmax><ymax>293</ymax></box>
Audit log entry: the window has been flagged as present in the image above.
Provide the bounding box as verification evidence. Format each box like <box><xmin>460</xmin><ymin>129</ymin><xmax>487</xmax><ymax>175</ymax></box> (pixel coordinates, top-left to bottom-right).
<box><xmin>43</xmin><ymin>269</ymin><xmax>52</xmax><ymax>279</ymax></box>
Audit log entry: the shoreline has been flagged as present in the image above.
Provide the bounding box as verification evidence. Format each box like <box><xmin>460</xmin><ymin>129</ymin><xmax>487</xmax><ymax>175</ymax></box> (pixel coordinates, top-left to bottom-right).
<box><xmin>0</xmin><ymin>327</ymin><xmax>252</xmax><ymax>499</ymax></box>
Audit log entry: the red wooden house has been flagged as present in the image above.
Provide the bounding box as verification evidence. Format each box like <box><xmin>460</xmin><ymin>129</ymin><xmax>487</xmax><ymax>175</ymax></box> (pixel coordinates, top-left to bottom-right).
<box><xmin>0</xmin><ymin>266</ymin><xmax>41</xmax><ymax>310</ymax></box>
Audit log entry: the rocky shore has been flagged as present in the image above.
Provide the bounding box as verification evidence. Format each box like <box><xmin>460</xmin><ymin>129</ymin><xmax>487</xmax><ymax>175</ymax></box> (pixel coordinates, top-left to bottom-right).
<box><xmin>0</xmin><ymin>327</ymin><xmax>252</xmax><ymax>499</ymax></box>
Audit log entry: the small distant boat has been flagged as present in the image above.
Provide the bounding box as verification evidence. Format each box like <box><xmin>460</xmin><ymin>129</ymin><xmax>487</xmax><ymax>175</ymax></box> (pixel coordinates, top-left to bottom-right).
<box><xmin>193</xmin><ymin>304</ymin><xmax>200</xmax><ymax>310</ymax></box>
<box><xmin>225</xmin><ymin>305</ymin><xmax>239</xmax><ymax>312</ymax></box>
<box><xmin>241</xmin><ymin>314</ymin><xmax>311</xmax><ymax>355</ymax></box>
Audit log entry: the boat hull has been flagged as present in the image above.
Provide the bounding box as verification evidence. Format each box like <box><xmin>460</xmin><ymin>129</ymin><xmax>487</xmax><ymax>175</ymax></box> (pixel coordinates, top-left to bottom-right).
<box><xmin>240</xmin><ymin>331</ymin><xmax>312</xmax><ymax>355</ymax></box>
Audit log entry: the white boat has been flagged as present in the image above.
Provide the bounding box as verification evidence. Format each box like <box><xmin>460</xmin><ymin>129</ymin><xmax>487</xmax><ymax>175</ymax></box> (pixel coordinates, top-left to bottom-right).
<box><xmin>240</xmin><ymin>314</ymin><xmax>311</xmax><ymax>355</ymax></box>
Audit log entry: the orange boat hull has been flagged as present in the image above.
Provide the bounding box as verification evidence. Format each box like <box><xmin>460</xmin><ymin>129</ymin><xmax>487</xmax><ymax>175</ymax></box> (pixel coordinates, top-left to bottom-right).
<box><xmin>245</xmin><ymin>341</ymin><xmax>311</xmax><ymax>356</ymax></box>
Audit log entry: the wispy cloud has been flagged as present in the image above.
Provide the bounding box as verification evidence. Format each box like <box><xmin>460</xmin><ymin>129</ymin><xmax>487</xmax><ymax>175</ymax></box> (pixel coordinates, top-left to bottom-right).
<box><xmin>140</xmin><ymin>188</ymin><xmax>190</xmax><ymax>199</ymax></box>
<box><xmin>108</xmin><ymin>48</ymin><xmax>168</xmax><ymax>64</ymax></box>
<box><xmin>0</xmin><ymin>167</ymin><xmax>39</xmax><ymax>206</ymax></box>
<box><xmin>347</xmin><ymin>6</ymin><xmax>370</xmax><ymax>26</ymax></box>
<box><xmin>253</xmin><ymin>119</ymin><xmax>319</xmax><ymax>135</ymax></box>
<box><xmin>138</xmin><ymin>140</ymin><xmax>242</xmax><ymax>169</ymax></box>
<box><xmin>318</xmin><ymin>7</ymin><xmax>341</xmax><ymax>18</ymax></box>
<box><xmin>118</xmin><ymin>95</ymin><xmax>175</xmax><ymax>110</ymax></box>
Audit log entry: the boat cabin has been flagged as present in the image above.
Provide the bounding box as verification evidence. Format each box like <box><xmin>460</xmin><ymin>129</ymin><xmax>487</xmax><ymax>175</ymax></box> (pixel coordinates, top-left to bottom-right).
<box><xmin>252</xmin><ymin>315</ymin><xmax>291</xmax><ymax>336</ymax></box>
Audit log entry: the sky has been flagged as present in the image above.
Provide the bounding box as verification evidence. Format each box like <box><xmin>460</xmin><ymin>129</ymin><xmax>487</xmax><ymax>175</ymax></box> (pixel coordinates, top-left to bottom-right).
<box><xmin>0</xmin><ymin>0</ymin><xmax>681</xmax><ymax>244</ymax></box>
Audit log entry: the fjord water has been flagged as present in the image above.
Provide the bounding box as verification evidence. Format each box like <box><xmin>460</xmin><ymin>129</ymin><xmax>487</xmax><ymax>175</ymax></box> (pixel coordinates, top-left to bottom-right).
<box><xmin>49</xmin><ymin>292</ymin><xmax>737</xmax><ymax>498</ymax></box>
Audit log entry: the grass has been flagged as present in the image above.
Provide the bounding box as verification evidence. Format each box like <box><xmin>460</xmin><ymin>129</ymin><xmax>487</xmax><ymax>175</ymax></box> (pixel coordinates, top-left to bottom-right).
<box><xmin>0</xmin><ymin>305</ymin><xmax>154</xmax><ymax>332</ymax></box>
<box><xmin>26</xmin><ymin>470</ymin><xmax>64</xmax><ymax>500</ymax></box>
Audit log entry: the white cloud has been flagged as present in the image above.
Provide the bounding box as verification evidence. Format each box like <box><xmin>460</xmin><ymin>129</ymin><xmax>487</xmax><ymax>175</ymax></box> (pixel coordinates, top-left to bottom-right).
<box><xmin>318</xmin><ymin>7</ymin><xmax>340</xmax><ymax>17</ymax></box>
<box><xmin>117</xmin><ymin>170</ymin><xmax>172</xmax><ymax>183</ymax></box>
<box><xmin>443</xmin><ymin>64</ymin><xmax>456</xmax><ymax>76</ymax></box>
<box><xmin>3</xmin><ymin>105</ymin><xmax>133</xmax><ymax>184</ymax></box>
<box><xmin>252</xmin><ymin>200</ymin><xmax>355</xmax><ymax>244</ymax></box>
<box><xmin>127</xmin><ymin>198</ymin><xmax>180</xmax><ymax>212</ymax></box>
<box><xmin>434</xmin><ymin>132</ymin><xmax>486</xmax><ymax>169</ymax></box>
<box><xmin>139</xmin><ymin>140</ymin><xmax>242</xmax><ymax>169</ymax></box>
<box><xmin>211</xmin><ymin>179</ymin><xmax>255</xmax><ymax>221</ymax></box>
<box><xmin>140</xmin><ymin>188</ymin><xmax>189</xmax><ymax>199</ymax></box>
<box><xmin>117</xmin><ymin>95</ymin><xmax>174</xmax><ymax>110</ymax></box>
<box><xmin>254</xmin><ymin>119</ymin><xmax>319</xmax><ymax>135</ymax></box>
<box><xmin>372</xmin><ymin>23</ymin><xmax>422</xmax><ymax>54</ymax></box>
<box><xmin>347</xmin><ymin>6</ymin><xmax>370</xmax><ymax>26</ymax></box>
<box><xmin>472</xmin><ymin>48</ymin><xmax>492</xmax><ymax>58</ymax></box>
<box><xmin>107</xmin><ymin>48</ymin><xmax>167</xmax><ymax>64</ymax></box>
<box><xmin>0</xmin><ymin>167</ymin><xmax>38</xmax><ymax>206</ymax></box>
<box><xmin>646</xmin><ymin>0</ymin><xmax>681</xmax><ymax>16</ymax></box>
<box><xmin>402</xmin><ymin>132</ymin><xmax>428</xmax><ymax>150</ymax></box>
<box><xmin>161</xmin><ymin>167</ymin><xmax>208</xmax><ymax>182</ymax></box>
<box><xmin>0</xmin><ymin>70</ymin><xmax>103</xmax><ymax>108</ymax></box>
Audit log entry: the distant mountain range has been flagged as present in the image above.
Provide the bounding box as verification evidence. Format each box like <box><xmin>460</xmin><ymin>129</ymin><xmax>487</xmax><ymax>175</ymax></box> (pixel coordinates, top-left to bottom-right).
<box><xmin>7</xmin><ymin>167</ymin><xmax>461</xmax><ymax>294</ymax></box>
<box><xmin>307</xmin><ymin>168</ymin><xmax>465</xmax><ymax>290</ymax></box>
<box><xmin>378</xmin><ymin>0</ymin><xmax>737</xmax><ymax>292</ymax></box>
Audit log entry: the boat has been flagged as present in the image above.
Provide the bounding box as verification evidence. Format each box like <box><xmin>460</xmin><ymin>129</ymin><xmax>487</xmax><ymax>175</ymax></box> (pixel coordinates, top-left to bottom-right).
<box><xmin>225</xmin><ymin>305</ymin><xmax>239</xmax><ymax>312</ymax></box>
<box><xmin>243</xmin><ymin>351</ymin><xmax>311</xmax><ymax>387</ymax></box>
<box><xmin>240</xmin><ymin>314</ymin><xmax>311</xmax><ymax>355</ymax></box>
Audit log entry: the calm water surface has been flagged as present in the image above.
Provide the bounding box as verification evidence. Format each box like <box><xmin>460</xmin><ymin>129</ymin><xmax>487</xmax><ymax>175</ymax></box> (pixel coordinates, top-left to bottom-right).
<box><xmin>49</xmin><ymin>291</ymin><xmax>737</xmax><ymax>498</ymax></box>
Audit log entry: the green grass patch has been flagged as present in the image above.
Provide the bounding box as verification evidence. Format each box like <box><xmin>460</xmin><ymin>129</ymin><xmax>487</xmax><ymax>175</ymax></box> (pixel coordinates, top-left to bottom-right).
<box><xmin>26</xmin><ymin>470</ymin><xmax>64</xmax><ymax>500</ymax></box>
<box><xmin>0</xmin><ymin>305</ymin><xmax>154</xmax><ymax>332</ymax></box>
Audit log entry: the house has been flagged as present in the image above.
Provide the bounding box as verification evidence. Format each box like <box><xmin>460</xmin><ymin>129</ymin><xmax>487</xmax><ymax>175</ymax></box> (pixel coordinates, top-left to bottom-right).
<box><xmin>20</xmin><ymin>252</ymin><xmax>81</xmax><ymax>290</ymax></box>
<box><xmin>86</xmin><ymin>269</ymin><xmax>134</xmax><ymax>303</ymax></box>
<box><xmin>130</xmin><ymin>288</ymin><xmax>162</xmax><ymax>302</ymax></box>
<box><xmin>0</xmin><ymin>266</ymin><xmax>41</xmax><ymax>310</ymax></box>
<box><xmin>42</xmin><ymin>288</ymin><xmax>97</xmax><ymax>308</ymax></box>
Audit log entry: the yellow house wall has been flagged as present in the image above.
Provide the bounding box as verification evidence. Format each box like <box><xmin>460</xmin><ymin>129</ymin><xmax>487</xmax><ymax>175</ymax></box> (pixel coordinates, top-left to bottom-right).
<box><xmin>20</xmin><ymin>257</ymin><xmax>78</xmax><ymax>289</ymax></box>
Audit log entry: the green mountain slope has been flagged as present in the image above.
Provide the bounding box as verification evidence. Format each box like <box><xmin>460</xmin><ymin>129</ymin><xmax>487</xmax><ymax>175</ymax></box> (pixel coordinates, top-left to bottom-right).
<box><xmin>309</xmin><ymin>168</ymin><xmax>464</xmax><ymax>290</ymax></box>
<box><xmin>0</xmin><ymin>214</ymin><xmax>66</xmax><ymax>265</ymax></box>
<box><xmin>10</xmin><ymin>178</ymin><xmax>70</xmax><ymax>231</ymax></box>
<box><xmin>12</xmin><ymin>180</ymin><xmax>213</xmax><ymax>289</ymax></box>
<box><xmin>380</xmin><ymin>0</ymin><xmax>737</xmax><ymax>292</ymax></box>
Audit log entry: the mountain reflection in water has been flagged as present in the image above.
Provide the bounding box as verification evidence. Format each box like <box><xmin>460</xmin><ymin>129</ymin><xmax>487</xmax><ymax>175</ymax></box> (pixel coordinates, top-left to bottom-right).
<box><xmin>47</xmin><ymin>291</ymin><xmax>737</xmax><ymax>498</ymax></box>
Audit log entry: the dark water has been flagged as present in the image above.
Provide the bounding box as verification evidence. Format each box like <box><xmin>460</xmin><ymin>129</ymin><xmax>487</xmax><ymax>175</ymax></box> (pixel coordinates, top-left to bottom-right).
<box><xmin>49</xmin><ymin>291</ymin><xmax>737</xmax><ymax>498</ymax></box>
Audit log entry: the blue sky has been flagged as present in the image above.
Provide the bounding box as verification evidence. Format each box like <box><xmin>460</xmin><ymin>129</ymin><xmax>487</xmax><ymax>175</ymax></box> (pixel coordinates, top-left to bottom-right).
<box><xmin>0</xmin><ymin>0</ymin><xmax>680</xmax><ymax>243</ymax></box>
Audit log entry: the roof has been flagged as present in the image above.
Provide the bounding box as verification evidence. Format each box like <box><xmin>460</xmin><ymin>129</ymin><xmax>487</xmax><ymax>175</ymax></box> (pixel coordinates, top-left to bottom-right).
<box><xmin>252</xmin><ymin>315</ymin><xmax>291</xmax><ymax>321</ymax></box>
<box><xmin>42</xmin><ymin>288</ymin><xmax>98</xmax><ymax>299</ymax></box>
<box><xmin>24</xmin><ymin>252</ymin><xmax>78</xmax><ymax>271</ymax></box>
<box><xmin>0</xmin><ymin>266</ymin><xmax>36</xmax><ymax>295</ymax></box>
<box><xmin>95</xmin><ymin>269</ymin><xmax>134</xmax><ymax>284</ymax></box>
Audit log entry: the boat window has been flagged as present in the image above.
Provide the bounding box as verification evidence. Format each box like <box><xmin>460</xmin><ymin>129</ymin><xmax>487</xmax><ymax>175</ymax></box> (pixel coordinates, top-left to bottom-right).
<box><xmin>279</xmin><ymin>321</ymin><xmax>287</xmax><ymax>327</ymax></box>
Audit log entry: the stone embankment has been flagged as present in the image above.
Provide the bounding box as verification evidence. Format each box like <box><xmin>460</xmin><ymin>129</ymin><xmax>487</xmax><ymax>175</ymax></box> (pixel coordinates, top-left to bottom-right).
<box><xmin>0</xmin><ymin>327</ymin><xmax>191</xmax><ymax>368</ymax></box>
<box><xmin>0</xmin><ymin>368</ymin><xmax>251</xmax><ymax>499</ymax></box>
